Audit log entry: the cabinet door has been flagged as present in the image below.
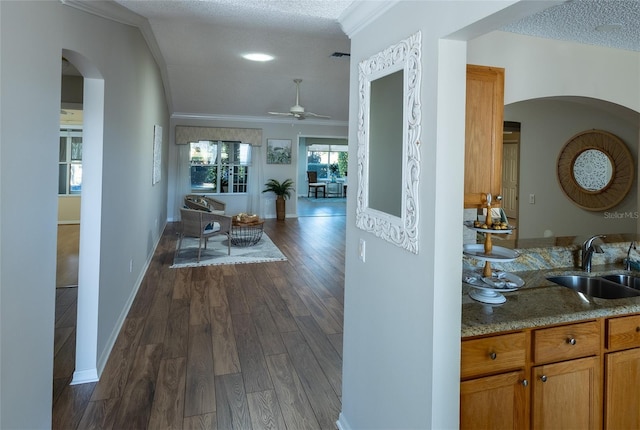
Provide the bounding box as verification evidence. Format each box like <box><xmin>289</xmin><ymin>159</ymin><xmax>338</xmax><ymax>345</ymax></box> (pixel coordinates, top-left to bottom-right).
<box><xmin>531</xmin><ymin>356</ymin><xmax>601</xmax><ymax>430</ymax></box>
<box><xmin>605</xmin><ymin>348</ymin><xmax>640</xmax><ymax>429</ymax></box>
<box><xmin>464</xmin><ymin>64</ymin><xmax>505</xmax><ymax>208</ymax></box>
<box><xmin>460</xmin><ymin>370</ymin><xmax>528</xmax><ymax>430</ymax></box>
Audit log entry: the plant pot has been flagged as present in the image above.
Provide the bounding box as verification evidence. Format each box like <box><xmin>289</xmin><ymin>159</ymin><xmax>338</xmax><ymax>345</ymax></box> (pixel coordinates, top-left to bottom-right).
<box><xmin>275</xmin><ymin>196</ymin><xmax>286</xmax><ymax>220</ymax></box>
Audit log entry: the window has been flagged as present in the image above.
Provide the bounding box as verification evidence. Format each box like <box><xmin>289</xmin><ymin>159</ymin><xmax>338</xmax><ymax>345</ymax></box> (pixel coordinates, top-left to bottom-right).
<box><xmin>59</xmin><ymin>128</ymin><xmax>82</xmax><ymax>195</ymax></box>
<box><xmin>307</xmin><ymin>144</ymin><xmax>348</xmax><ymax>180</ymax></box>
<box><xmin>190</xmin><ymin>140</ymin><xmax>251</xmax><ymax>193</ymax></box>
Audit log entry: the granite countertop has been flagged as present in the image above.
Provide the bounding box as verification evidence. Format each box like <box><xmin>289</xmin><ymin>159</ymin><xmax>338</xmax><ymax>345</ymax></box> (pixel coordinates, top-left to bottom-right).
<box><xmin>461</xmin><ymin>264</ymin><xmax>640</xmax><ymax>338</ymax></box>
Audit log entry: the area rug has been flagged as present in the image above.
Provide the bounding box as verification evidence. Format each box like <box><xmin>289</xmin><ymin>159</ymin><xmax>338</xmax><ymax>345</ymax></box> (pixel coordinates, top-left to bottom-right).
<box><xmin>171</xmin><ymin>233</ymin><xmax>287</xmax><ymax>268</ymax></box>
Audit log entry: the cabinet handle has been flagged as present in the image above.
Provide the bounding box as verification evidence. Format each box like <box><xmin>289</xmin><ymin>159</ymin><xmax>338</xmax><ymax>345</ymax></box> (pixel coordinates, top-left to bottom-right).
<box><xmin>567</xmin><ymin>337</ymin><xmax>577</xmax><ymax>345</ymax></box>
<box><xmin>521</xmin><ymin>379</ymin><xmax>528</xmax><ymax>387</ymax></box>
<box><xmin>540</xmin><ymin>375</ymin><xmax>548</xmax><ymax>382</ymax></box>
<box><xmin>489</xmin><ymin>352</ymin><xmax>497</xmax><ymax>360</ymax></box>
<box><xmin>635</xmin><ymin>327</ymin><xmax>640</xmax><ymax>332</ymax></box>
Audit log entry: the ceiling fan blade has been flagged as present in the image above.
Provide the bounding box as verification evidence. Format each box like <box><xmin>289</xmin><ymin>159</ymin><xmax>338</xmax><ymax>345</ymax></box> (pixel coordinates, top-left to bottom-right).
<box><xmin>268</xmin><ymin>111</ymin><xmax>294</xmax><ymax>116</ymax></box>
<box><xmin>304</xmin><ymin>111</ymin><xmax>331</xmax><ymax>119</ymax></box>
<box><xmin>294</xmin><ymin>78</ymin><xmax>302</xmax><ymax>108</ymax></box>
<box><xmin>268</xmin><ymin>79</ymin><xmax>330</xmax><ymax>120</ymax></box>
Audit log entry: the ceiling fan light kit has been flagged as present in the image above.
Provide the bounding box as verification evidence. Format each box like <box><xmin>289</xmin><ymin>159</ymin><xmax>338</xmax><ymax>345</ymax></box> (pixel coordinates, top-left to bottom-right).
<box><xmin>268</xmin><ymin>79</ymin><xmax>331</xmax><ymax>120</ymax></box>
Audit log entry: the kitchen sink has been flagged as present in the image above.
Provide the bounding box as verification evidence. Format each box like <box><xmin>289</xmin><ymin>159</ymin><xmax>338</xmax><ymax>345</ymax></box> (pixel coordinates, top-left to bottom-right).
<box><xmin>547</xmin><ymin>275</ymin><xmax>640</xmax><ymax>299</ymax></box>
<box><xmin>601</xmin><ymin>274</ymin><xmax>640</xmax><ymax>290</ymax></box>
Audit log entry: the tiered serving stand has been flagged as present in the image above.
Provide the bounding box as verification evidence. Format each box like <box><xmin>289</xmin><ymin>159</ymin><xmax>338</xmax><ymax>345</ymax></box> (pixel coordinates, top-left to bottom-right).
<box><xmin>463</xmin><ymin>197</ymin><xmax>523</xmax><ymax>304</ymax></box>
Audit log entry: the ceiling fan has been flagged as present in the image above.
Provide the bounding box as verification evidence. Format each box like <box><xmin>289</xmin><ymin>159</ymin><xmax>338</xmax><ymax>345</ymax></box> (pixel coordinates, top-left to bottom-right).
<box><xmin>268</xmin><ymin>79</ymin><xmax>331</xmax><ymax>120</ymax></box>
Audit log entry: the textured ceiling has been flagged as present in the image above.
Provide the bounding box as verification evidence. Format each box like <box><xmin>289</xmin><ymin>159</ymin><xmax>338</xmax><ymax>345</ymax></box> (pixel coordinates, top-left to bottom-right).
<box><xmin>101</xmin><ymin>1</ymin><xmax>639</xmax><ymax>123</ymax></box>
<box><xmin>113</xmin><ymin>0</ymin><xmax>353</xmax><ymax>122</ymax></box>
<box><xmin>502</xmin><ymin>0</ymin><xmax>640</xmax><ymax>52</ymax></box>
<box><xmin>116</xmin><ymin>0</ymin><xmax>353</xmax><ymax>35</ymax></box>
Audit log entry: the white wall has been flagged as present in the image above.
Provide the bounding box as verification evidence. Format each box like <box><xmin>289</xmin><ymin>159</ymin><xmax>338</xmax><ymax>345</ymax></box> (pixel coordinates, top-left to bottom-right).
<box><xmin>505</xmin><ymin>99</ymin><xmax>638</xmax><ymax>239</ymax></box>
<box><xmin>469</xmin><ymin>31</ymin><xmax>640</xmax><ymax>111</ymax></box>
<box><xmin>468</xmin><ymin>31</ymin><xmax>640</xmax><ymax>239</ymax></box>
<box><xmin>339</xmin><ymin>2</ymin><xmax>523</xmax><ymax>429</ymax></box>
<box><xmin>58</xmin><ymin>196</ymin><xmax>81</xmax><ymax>223</ymax></box>
<box><xmin>0</xmin><ymin>1</ymin><xmax>169</xmax><ymax>427</ymax></box>
<box><xmin>167</xmin><ymin>117</ymin><xmax>348</xmax><ymax>220</ymax></box>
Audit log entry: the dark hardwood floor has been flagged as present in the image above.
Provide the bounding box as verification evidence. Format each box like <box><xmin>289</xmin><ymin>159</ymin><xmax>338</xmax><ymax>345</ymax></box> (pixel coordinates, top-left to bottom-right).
<box><xmin>53</xmin><ymin>214</ymin><xmax>345</xmax><ymax>429</ymax></box>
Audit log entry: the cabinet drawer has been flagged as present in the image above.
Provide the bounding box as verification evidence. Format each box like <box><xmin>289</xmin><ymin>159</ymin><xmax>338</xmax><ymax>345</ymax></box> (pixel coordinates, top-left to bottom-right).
<box><xmin>461</xmin><ymin>332</ymin><xmax>526</xmax><ymax>379</ymax></box>
<box><xmin>607</xmin><ymin>314</ymin><xmax>640</xmax><ymax>350</ymax></box>
<box><xmin>533</xmin><ymin>321</ymin><xmax>600</xmax><ymax>364</ymax></box>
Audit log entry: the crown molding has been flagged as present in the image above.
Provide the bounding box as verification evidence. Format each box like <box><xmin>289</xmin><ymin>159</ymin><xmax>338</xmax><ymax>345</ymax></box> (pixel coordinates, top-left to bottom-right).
<box><xmin>171</xmin><ymin>112</ymin><xmax>348</xmax><ymax>127</ymax></box>
<box><xmin>60</xmin><ymin>0</ymin><xmax>143</xmax><ymax>27</ymax></box>
<box><xmin>60</xmin><ymin>0</ymin><xmax>174</xmax><ymax>111</ymax></box>
<box><xmin>339</xmin><ymin>1</ymin><xmax>399</xmax><ymax>38</ymax></box>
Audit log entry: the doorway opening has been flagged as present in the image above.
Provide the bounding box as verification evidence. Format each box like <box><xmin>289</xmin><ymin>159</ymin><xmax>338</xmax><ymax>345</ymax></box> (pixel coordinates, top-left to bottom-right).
<box><xmin>57</xmin><ymin>49</ymin><xmax>105</xmax><ymax>388</ymax></box>
<box><xmin>502</xmin><ymin>121</ymin><xmax>521</xmax><ymax>241</ymax></box>
<box><xmin>54</xmin><ymin>56</ymin><xmax>84</xmax><ymax>405</ymax></box>
<box><xmin>297</xmin><ymin>136</ymin><xmax>348</xmax><ymax>217</ymax></box>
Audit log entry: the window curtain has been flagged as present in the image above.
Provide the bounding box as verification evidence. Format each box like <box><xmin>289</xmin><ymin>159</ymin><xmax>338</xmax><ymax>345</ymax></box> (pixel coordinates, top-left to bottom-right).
<box><xmin>175</xmin><ymin>126</ymin><xmax>262</xmax><ymax>146</ymax></box>
<box><xmin>247</xmin><ymin>143</ymin><xmax>264</xmax><ymax>217</ymax></box>
<box><xmin>176</xmin><ymin>144</ymin><xmax>192</xmax><ymax>217</ymax></box>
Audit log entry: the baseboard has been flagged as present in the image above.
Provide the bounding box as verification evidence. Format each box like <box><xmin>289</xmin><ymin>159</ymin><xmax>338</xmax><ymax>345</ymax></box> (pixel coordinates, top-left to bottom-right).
<box><xmin>70</xmin><ymin>368</ymin><xmax>98</xmax><ymax>385</ymax></box>
<box><xmin>336</xmin><ymin>412</ymin><xmax>352</xmax><ymax>430</ymax></box>
<box><xmin>261</xmin><ymin>214</ymin><xmax>299</xmax><ymax>219</ymax></box>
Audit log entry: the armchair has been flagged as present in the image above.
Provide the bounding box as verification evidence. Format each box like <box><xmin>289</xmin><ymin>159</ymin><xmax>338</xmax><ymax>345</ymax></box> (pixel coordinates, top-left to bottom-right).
<box><xmin>178</xmin><ymin>208</ymin><xmax>232</xmax><ymax>262</ymax></box>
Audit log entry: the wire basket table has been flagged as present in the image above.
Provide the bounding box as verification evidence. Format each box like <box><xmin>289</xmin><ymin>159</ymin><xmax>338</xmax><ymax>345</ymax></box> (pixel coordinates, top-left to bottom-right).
<box><xmin>231</xmin><ymin>219</ymin><xmax>265</xmax><ymax>247</ymax></box>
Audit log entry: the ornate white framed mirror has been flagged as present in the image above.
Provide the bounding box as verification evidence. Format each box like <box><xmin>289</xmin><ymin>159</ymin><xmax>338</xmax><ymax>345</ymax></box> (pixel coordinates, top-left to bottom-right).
<box><xmin>356</xmin><ymin>31</ymin><xmax>421</xmax><ymax>254</ymax></box>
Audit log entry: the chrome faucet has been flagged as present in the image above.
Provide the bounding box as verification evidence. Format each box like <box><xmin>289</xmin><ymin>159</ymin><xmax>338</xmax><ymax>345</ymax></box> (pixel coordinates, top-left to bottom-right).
<box><xmin>582</xmin><ymin>235</ymin><xmax>606</xmax><ymax>272</ymax></box>
<box><xmin>625</xmin><ymin>241</ymin><xmax>637</xmax><ymax>270</ymax></box>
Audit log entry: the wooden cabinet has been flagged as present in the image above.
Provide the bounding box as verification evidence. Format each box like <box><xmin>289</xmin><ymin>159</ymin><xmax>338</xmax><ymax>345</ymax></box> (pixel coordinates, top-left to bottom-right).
<box><xmin>461</xmin><ymin>370</ymin><xmax>528</xmax><ymax>430</ymax></box>
<box><xmin>604</xmin><ymin>349</ymin><xmax>640</xmax><ymax>429</ymax></box>
<box><xmin>460</xmin><ymin>332</ymin><xmax>529</xmax><ymax>429</ymax></box>
<box><xmin>460</xmin><ymin>312</ymin><xmax>640</xmax><ymax>429</ymax></box>
<box><xmin>530</xmin><ymin>320</ymin><xmax>602</xmax><ymax>430</ymax></box>
<box><xmin>531</xmin><ymin>356</ymin><xmax>601</xmax><ymax>430</ymax></box>
<box><xmin>461</xmin><ymin>320</ymin><xmax>602</xmax><ymax>429</ymax></box>
<box><xmin>464</xmin><ymin>64</ymin><xmax>505</xmax><ymax>208</ymax></box>
<box><xmin>461</xmin><ymin>332</ymin><xmax>526</xmax><ymax>379</ymax></box>
<box><xmin>532</xmin><ymin>320</ymin><xmax>600</xmax><ymax>364</ymax></box>
<box><xmin>605</xmin><ymin>314</ymin><xmax>640</xmax><ymax>350</ymax></box>
<box><xmin>604</xmin><ymin>314</ymin><xmax>640</xmax><ymax>429</ymax></box>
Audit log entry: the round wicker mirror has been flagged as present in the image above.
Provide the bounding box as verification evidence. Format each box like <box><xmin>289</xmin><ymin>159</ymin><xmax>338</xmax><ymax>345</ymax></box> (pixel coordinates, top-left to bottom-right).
<box><xmin>557</xmin><ymin>130</ymin><xmax>633</xmax><ymax>211</ymax></box>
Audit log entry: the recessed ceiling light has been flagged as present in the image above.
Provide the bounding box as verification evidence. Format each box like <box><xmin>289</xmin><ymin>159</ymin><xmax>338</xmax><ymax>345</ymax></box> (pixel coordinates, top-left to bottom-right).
<box><xmin>242</xmin><ymin>53</ymin><xmax>274</xmax><ymax>62</ymax></box>
<box><xmin>595</xmin><ymin>23</ymin><xmax>623</xmax><ymax>32</ymax></box>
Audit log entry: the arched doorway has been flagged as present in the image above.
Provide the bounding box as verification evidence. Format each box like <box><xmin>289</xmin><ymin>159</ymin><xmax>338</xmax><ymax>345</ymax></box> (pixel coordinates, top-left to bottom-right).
<box><xmin>60</xmin><ymin>49</ymin><xmax>105</xmax><ymax>385</ymax></box>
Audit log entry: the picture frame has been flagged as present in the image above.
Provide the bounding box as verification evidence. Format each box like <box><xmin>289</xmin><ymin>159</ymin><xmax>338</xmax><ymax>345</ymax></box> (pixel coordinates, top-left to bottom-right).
<box><xmin>153</xmin><ymin>124</ymin><xmax>162</xmax><ymax>184</ymax></box>
<box><xmin>266</xmin><ymin>138</ymin><xmax>292</xmax><ymax>164</ymax></box>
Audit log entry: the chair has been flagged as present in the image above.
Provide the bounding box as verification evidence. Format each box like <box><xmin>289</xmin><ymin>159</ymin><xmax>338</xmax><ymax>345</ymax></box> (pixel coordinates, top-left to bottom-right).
<box><xmin>184</xmin><ymin>194</ymin><xmax>226</xmax><ymax>214</ymax></box>
<box><xmin>307</xmin><ymin>171</ymin><xmax>326</xmax><ymax>198</ymax></box>
<box><xmin>178</xmin><ymin>208</ymin><xmax>232</xmax><ymax>262</ymax></box>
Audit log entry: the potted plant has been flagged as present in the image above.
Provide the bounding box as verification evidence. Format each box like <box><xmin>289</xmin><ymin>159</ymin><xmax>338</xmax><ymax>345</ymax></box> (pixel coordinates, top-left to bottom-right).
<box><xmin>329</xmin><ymin>163</ymin><xmax>339</xmax><ymax>182</ymax></box>
<box><xmin>262</xmin><ymin>178</ymin><xmax>295</xmax><ymax>220</ymax></box>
